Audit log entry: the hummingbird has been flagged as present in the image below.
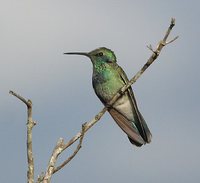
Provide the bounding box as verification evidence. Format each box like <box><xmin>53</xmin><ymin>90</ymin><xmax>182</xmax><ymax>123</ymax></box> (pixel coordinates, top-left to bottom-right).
<box><xmin>64</xmin><ymin>47</ymin><xmax>152</xmax><ymax>146</ymax></box>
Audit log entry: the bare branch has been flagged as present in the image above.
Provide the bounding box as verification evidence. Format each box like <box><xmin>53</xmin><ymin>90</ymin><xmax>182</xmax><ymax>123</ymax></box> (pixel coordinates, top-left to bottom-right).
<box><xmin>11</xmin><ymin>18</ymin><xmax>177</xmax><ymax>183</ymax></box>
<box><xmin>39</xmin><ymin>18</ymin><xmax>178</xmax><ymax>179</ymax></box>
<box><xmin>39</xmin><ymin>123</ymin><xmax>86</xmax><ymax>183</ymax></box>
<box><xmin>53</xmin><ymin>123</ymin><xmax>86</xmax><ymax>173</ymax></box>
<box><xmin>9</xmin><ymin>90</ymin><xmax>31</xmax><ymax>107</ymax></box>
<box><xmin>41</xmin><ymin>138</ymin><xmax>64</xmax><ymax>183</ymax></box>
<box><xmin>9</xmin><ymin>90</ymin><xmax>35</xmax><ymax>183</ymax></box>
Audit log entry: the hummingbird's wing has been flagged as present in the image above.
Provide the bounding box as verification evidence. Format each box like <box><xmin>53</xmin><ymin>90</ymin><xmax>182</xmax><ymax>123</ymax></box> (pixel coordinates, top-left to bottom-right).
<box><xmin>126</xmin><ymin>86</ymin><xmax>152</xmax><ymax>144</ymax></box>
<box><xmin>109</xmin><ymin>66</ymin><xmax>152</xmax><ymax>146</ymax></box>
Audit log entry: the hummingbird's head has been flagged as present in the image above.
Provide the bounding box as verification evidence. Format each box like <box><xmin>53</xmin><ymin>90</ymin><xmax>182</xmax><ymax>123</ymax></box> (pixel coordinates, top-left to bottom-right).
<box><xmin>88</xmin><ymin>47</ymin><xmax>117</xmax><ymax>64</ymax></box>
<box><xmin>64</xmin><ymin>47</ymin><xmax>117</xmax><ymax>65</ymax></box>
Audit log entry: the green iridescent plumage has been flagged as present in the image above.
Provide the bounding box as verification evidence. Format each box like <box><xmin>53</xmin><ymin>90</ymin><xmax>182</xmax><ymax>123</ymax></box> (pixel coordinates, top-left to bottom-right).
<box><xmin>65</xmin><ymin>47</ymin><xmax>152</xmax><ymax>146</ymax></box>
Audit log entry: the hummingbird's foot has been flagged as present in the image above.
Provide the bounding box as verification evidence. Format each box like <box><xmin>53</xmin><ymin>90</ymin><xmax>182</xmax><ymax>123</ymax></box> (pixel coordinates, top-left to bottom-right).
<box><xmin>105</xmin><ymin>103</ymin><xmax>112</xmax><ymax>110</ymax></box>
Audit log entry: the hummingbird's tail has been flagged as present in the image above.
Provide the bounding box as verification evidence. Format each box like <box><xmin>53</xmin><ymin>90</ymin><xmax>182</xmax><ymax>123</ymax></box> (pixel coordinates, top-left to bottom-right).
<box><xmin>128</xmin><ymin>112</ymin><xmax>152</xmax><ymax>146</ymax></box>
<box><xmin>128</xmin><ymin>137</ymin><xmax>143</xmax><ymax>147</ymax></box>
<box><xmin>109</xmin><ymin>108</ymin><xmax>152</xmax><ymax>146</ymax></box>
<box><xmin>109</xmin><ymin>108</ymin><xmax>147</xmax><ymax>146</ymax></box>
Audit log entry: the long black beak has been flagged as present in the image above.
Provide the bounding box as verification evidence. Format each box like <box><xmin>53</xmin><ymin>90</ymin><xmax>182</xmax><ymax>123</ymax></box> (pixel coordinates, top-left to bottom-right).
<box><xmin>64</xmin><ymin>52</ymin><xmax>90</xmax><ymax>58</ymax></box>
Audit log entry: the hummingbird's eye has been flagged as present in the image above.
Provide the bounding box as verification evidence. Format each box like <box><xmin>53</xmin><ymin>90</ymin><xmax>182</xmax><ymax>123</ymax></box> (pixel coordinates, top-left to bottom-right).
<box><xmin>99</xmin><ymin>52</ymin><xmax>103</xmax><ymax>56</ymax></box>
<box><xmin>95</xmin><ymin>52</ymin><xmax>103</xmax><ymax>57</ymax></box>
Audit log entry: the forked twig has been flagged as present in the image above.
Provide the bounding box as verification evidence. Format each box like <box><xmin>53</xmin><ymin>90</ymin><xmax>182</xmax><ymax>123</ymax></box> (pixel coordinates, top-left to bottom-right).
<box><xmin>38</xmin><ymin>123</ymin><xmax>87</xmax><ymax>183</ymax></box>
<box><xmin>53</xmin><ymin>123</ymin><xmax>86</xmax><ymax>174</ymax></box>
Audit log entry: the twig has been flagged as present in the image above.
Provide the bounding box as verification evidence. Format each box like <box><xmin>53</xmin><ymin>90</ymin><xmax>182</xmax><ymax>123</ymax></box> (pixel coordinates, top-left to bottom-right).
<box><xmin>9</xmin><ymin>90</ymin><xmax>36</xmax><ymax>183</ymax></box>
<box><xmin>39</xmin><ymin>123</ymin><xmax>87</xmax><ymax>183</ymax></box>
<box><xmin>40</xmin><ymin>17</ymin><xmax>178</xmax><ymax>180</ymax></box>
<box><xmin>53</xmin><ymin>123</ymin><xmax>86</xmax><ymax>173</ymax></box>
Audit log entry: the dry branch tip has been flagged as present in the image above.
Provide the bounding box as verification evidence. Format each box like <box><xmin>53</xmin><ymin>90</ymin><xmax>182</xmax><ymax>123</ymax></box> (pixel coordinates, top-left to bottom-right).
<box><xmin>170</xmin><ymin>17</ymin><xmax>176</xmax><ymax>28</ymax></box>
<box><xmin>10</xmin><ymin>90</ymin><xmax>35</xmax><ymax>183</ymax></box>
<box><xmin>166</xmin><ymin>36</ymin><xmax>179</xmax><ymax>45</ymax></box>
<box><xmin>147</xmin><ymin>44</ymin><xmax>154</xmax><ymax>53</ymax></box>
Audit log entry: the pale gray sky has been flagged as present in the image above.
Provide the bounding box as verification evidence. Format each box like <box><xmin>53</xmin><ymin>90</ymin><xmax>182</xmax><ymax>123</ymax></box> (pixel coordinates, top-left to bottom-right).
<box><xmin>0</xmin><ymin>1</ymin><xmax>200</xmax><ymax>182</ymax></box>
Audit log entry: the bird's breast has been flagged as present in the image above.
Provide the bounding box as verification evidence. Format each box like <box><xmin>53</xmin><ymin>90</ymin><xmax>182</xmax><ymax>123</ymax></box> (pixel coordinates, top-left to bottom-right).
<box><xmin>92</xmin><ymin>71</ymin><xmax>125</xmax><ymax>104</ymax></box>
